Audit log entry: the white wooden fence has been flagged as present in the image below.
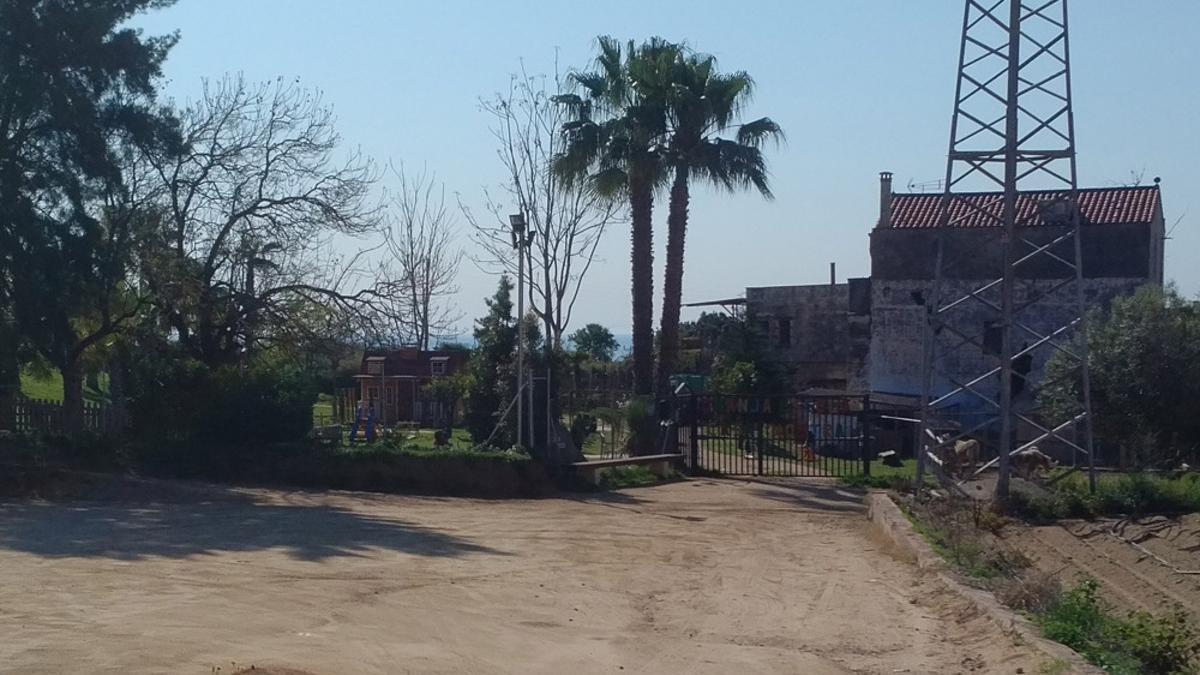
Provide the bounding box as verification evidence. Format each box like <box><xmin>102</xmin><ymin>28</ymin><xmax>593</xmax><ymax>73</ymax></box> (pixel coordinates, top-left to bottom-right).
<box><xmin>11</xmin><ymin>398</ymin><xmax>126</xmax><ymax>435</ymax></box>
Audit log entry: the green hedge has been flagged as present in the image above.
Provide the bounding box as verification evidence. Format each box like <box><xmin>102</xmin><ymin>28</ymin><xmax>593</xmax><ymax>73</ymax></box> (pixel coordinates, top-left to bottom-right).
<box><xmin>124</xmin><ymin>439</ymin><xmax>552</xmax><ymax>498</ymax></box>
<box><xmin>128</xmin><ymin>358</ymin><xmax>316</xmax><ymax>445</ymax></box>
<box><xmin>1010</xmin><ymin>472</ymin><xmax>1200</xmax><ymax>521</ymax></box>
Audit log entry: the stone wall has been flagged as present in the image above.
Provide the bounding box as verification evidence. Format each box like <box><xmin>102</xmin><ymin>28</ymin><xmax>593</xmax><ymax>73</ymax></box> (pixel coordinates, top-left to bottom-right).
<box><xmin>867</xmin><ymin>277</ymin><xmax>1150</xmax><ymax>408</ymax></box>
<box><xmin>746</xmin><ymin>282</ymin><xmax>857</xmax><ymax>390</ymax></box>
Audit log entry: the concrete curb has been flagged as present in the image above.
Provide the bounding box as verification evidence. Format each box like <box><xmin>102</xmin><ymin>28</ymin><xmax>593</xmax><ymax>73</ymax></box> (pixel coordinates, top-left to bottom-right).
<box><xmin>864</xmin><ymin>491</ymin><xmax>1103</xmax><ymax>674</ymax></box>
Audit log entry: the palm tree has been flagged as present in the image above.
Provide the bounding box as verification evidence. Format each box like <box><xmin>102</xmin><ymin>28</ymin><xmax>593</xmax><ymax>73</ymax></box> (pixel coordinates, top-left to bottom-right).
<box><xmin>648</xmin><ymin>52</ymin><xmax>783</xmax><ymax>397</ymax></box>
<box><xmin>554</xmin><ymin>37</ymin><xmax>679</xmax><ymax>397</ymax></box>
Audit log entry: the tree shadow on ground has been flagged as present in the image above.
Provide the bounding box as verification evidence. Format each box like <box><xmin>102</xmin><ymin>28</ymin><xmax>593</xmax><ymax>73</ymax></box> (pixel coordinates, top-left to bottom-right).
<box><xmin>744</xmin><ymin>480</ymin><xmax>867</xmax><ymax>513</ymax></box>
<box><xmin>0</xmin><ymin>480</ymin><xmax>505</xmax><ymax>562</ymax></box>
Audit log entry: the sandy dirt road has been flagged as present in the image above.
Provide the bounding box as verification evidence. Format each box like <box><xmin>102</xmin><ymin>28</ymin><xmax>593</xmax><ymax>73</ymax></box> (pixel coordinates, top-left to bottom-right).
<box><xmin>0</xmin><ymin>478</ymin><xmax>1046</xmax><ymax>674</ymax></box>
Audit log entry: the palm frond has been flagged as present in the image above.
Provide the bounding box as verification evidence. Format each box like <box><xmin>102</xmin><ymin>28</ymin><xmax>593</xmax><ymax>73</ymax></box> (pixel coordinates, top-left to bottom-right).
<box><xmin>696</xmin><ymin>138</ymin><xmax>773</xmax><ymax>199</ymax></box>
<box><xmin>736</xmin><ymin>117</ymin><xmax>784</xmax><ymax>149</ymax></box>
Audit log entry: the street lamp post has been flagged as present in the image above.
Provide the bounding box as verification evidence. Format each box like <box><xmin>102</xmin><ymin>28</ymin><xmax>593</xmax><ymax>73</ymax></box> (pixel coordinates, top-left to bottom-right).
<box><xmin>509</xmin><ymin>213</ymin><xmax>532</xmax><ymax>450</ymax></box>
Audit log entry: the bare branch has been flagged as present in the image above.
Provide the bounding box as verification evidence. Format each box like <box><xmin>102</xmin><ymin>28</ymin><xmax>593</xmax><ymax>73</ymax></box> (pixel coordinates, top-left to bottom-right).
<box><xmin>464</xmin><ymin>57</ymin><xmax>622</xmax><ymax>347</ymax></box>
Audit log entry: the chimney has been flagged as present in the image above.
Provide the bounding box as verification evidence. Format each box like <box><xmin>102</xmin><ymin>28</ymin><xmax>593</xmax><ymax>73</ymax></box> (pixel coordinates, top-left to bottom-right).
<box><xmin>878</xmin><ymin>171</ymin><xmax>893</xmax><ymax>228</ymax></box>
<box><xmin>830</xmin><ymin>262</ymin><xmax>836</xmax><ymax>287</ymax></box>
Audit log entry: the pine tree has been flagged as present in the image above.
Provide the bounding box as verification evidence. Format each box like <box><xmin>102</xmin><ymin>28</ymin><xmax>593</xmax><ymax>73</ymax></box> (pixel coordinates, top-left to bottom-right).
<box><xmin>464</xmin><ymin>277</ymin><xmax>517</xmax><ymax>446</ymax></box>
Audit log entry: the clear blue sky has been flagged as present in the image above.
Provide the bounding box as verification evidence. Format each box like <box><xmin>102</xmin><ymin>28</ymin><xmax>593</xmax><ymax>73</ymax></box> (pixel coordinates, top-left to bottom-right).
<box><xmin>133</xmin><ymin>1</ymin><xmax>1199</xmax><ymax>335</ymax></box>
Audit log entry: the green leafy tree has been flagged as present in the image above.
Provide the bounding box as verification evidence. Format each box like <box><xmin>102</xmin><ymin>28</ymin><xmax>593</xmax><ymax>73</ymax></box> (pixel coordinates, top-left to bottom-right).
<box><xmin>1040</xmin><ymin>285</ymin><xmax>1200</xmax><ymax>468</ymax></box>
<box><xmin>423</xmin><ymin>371</ymin><xmax>469</xmax><ymax>432</ymax></box>
<box><xmin>707</xmin><ymin>313</ymin><xmax>790</xmax><ymax>397</ymax></box>
<box><xmin>0</xmin><ymin>0</ymin><xmax>179</xmax><ymax>432</ymax></box>
<box><xmin>464</xmin><ymin>276</ymin><xmax>517</xmax><ymax>445</ymax></box>
<box><xmin>650</xmin><ymin>51</ymin><xmax>783</xmax><ymax>396</ymax></box>
<box><xmin>569</xmin><ymin>323</ymin><xmax>619</xmax><ymax>362</ymax></box>
<box><xmin>555</xmin><ymin>37</ymin><xmax>680</xmax><ymax>396</ymax></box>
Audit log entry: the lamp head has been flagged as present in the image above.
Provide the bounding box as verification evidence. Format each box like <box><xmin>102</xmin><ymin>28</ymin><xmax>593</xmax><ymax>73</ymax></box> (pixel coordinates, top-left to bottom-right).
<box><xmin>508</xmin><ymin>213</ymin><xmax>525</xmax><ymax>248</ymax></box>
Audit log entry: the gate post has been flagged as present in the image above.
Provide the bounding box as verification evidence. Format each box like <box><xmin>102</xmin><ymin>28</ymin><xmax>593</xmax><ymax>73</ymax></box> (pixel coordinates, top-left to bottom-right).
<box><xmin>861</xmin><ymin>395</ymin><xmax>872</xmax><ymax>477</ymax></box>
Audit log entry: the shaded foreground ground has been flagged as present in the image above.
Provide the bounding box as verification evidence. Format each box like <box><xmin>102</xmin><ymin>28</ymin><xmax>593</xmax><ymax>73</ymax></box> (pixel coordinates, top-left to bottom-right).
<box><xmin>0</xmin><ymin>478</ymin><xmax>1048</xmax><ymax>674</ymax></box>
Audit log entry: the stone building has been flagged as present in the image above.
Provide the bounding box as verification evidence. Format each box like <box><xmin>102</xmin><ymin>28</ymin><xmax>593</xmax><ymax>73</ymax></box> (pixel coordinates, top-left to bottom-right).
<box><xmin>742</xmin><ymin>275</ymin><xmax>869</xmax><ymax>392</ymax></box>
<box><xmin>867</xmin><ymin>172</ymin><xmax>1166</xmax><ymax>404</ymax></box>
<box><xmin>724</xmin><ymin>173</ymin><xmax>1166</xmax><ymax>402</ymax></box>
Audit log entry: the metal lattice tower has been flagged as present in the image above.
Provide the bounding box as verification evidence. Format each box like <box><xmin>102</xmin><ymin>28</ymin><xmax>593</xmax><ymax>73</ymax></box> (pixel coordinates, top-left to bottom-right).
<box><xmin>915</xmin><ymin>0</ymin><xmax>1096</xmax><ymax>499</ymax></box>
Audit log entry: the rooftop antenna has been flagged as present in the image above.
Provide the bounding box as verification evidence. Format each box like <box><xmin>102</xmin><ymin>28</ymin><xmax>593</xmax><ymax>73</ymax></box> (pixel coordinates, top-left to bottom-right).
<box><xmin>906</xmin><ymin>178</ymin><xmax>945</xmax><ymax>194</ymax></box>
<box><xmin>916</xmin><ymin>0</ymin><xmax>1096</xmax><ymax>501</ymax></box>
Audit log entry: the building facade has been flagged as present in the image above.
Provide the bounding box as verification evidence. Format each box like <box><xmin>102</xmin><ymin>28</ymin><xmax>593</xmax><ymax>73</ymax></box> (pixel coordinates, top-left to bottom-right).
<box><xmin>728</xmin><ymin>174</ymin><xmax>1166</xmax><ymax>405</ymax></box>
<box><xmin>867</xmin><ymin>173</ymin><xmax>1165</xmax><ymax>403</ymax></box>
<box><xmin>352</xmin><ymin>348</ymin><xmax>469</xmax><ymax>427</ymax></box>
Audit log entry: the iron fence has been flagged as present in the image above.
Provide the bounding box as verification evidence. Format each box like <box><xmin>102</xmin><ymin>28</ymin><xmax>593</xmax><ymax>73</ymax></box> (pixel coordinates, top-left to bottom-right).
<box><xmin>674</xmin><ymin>393</ymin><xmax>872</xmax><ymax>478</ymax></box>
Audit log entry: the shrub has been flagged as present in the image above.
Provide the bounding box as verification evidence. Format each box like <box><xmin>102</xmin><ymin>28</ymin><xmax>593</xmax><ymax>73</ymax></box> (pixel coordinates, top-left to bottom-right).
<box><xmin>622</xmin><ymin>396</ymin><xmax>659</xmax><ymax>456</ymax></box>
<box><xmin>1116</xmin><ymin>607</ymin><xmax>1200</xmax><ymax>674</ymax></box>
<box><xmin>1039</xmin><ymin>579</ymin><xmax>1199</xmax><ymax>675</ymax></box>
<box><xmin>1009</xmin><ymin>472</ymin><xmax>1200</xmax><ymax>521</ymax></box>
<box><xmin>300</xmin><ymin>445</ymin><xmax>551</xmax><ymax>497</ymax></box>
<box><xmin>1040</xmin><ymin>286</ymin><xmax>1200</xmax><ymax>469</ymax></box>
<box><xmin>197</xmin><ymin>364</ymin><xmax>317</xmax><ymax>444</ymax></box>
<box><xmin>129</xmin><ymin>356</ymin><xmax>317</xmax><ymax>445</ymax></box>
<box><xmin>994</xmin><ymin>570</ymin><xmax>1062</xmax><ymax>616</ymax></box>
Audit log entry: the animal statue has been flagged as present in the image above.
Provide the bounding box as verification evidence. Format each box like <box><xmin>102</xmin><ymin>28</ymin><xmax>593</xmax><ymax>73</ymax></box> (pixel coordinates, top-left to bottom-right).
<box><xmin>940</xmin><ymin>437</ymin><xmax>980</xmax><ymax>479</ymax></box>
<box><xmin>1011</xmin><ymin>446</ymin><xmax>1056</xmax><ymax>479</ymax></box>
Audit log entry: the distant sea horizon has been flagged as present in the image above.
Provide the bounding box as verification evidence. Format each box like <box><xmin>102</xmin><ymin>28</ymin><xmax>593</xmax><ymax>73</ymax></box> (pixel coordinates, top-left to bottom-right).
<box><xmin>438</xmin><ymin>333</ymin><xmax>633</xmax><ymax>357</ymax></box>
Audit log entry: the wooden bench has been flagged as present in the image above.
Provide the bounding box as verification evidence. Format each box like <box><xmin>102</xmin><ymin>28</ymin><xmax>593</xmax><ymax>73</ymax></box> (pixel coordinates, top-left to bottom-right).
<box><xmin>571</xmin><ymin>453</ymin><xmax>684</xmax><ymax>485</ymax></box>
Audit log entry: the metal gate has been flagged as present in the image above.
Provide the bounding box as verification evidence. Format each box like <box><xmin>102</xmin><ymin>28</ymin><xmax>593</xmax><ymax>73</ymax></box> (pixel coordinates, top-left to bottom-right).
<box><xmin>674</xmin><ymin>393</ymin><xmax>871</xmax><ymax>478</ymax></box>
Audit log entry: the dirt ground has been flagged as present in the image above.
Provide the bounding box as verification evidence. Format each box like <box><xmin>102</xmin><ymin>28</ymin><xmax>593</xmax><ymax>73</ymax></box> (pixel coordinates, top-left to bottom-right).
<box><xmin>1004</xmin><ymin>513</ymin><xmax>1200</xmax><ymax>622</ymax></box>
<box><xmin>0</xmin><ymin>477</ymin><xmax>1051</xmax><ymax>674</ymax></box>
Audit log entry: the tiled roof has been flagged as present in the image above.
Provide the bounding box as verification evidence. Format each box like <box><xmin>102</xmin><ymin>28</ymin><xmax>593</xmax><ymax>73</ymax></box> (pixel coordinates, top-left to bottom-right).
<box><xmin>887</xmin><ymin>185</ymin><xmax>1160</xmax><ymax>229</ymax></box>
<box><xmin>358</xmin><ymin>349</ymin><xmax>468</xmax><ymax>377</ymax></box>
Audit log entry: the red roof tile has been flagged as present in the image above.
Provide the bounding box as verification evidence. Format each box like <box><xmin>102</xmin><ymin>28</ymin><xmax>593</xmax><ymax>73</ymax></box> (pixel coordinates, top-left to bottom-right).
<box><xmin>887</xmin><ymin>186</ymin><xmax>1160</xmax><ymax>229</ymax></box>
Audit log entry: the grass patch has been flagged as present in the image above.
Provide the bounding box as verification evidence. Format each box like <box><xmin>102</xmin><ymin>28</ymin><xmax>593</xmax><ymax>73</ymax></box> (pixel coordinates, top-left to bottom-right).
<box><xmin>839</xmin><ymin>458</ymin><xmax>937</xmax><ymax>490</ymax></box>
<box><xmin>594</xmin><ymin>464</ymin><xmax>678</xmax><ymax>490</ymax></box>
<box><xmin>1010</xmin><ymin>471</ymin><xmax>1200</xmax><ymax>521</ymax></box>
<box><xmin>19</xmin><ymin>368</ymin><xmax>109</xmax><ymax>403</ymax></box>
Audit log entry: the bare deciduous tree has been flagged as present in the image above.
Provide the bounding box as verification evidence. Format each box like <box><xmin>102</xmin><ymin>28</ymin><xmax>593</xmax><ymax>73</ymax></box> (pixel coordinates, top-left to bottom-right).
<box><xmin>464</xmin><ymin>60</ymin><xmax>620</xmax><ymax>348</ymax></box>
<box><xmin>137</xmin><ymin>75</ymin><xmax>391</xmax><ymax>364</ymax></box>
<box><xmin>378</xmin><ymin>165</ymin><xmax>463</xmax><ymax>350</ymax></box>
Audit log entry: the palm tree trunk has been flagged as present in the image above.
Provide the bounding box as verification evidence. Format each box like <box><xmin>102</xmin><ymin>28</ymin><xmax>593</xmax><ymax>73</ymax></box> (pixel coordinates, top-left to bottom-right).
<box><xmin>656</xmin><ymin>164</ymin><xmax>690</xmax><ymax>398</ymax></box>
<box><xmin>629</xmin><ymin>173</ymin><xmax>655</xmax><ymax>397</ymax></box>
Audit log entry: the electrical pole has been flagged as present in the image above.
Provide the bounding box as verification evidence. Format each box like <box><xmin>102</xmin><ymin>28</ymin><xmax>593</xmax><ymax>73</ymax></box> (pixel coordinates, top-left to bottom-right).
<box><xmin>917</xmin><ymin>0</ymin><xmax>1095</xmax><ymax>501</ymax></box>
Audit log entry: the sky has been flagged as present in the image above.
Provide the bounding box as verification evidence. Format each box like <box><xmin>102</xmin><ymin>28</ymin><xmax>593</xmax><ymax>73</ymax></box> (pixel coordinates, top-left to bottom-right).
<box><xmin>132</xmin><ymin>1</ymin><xmax>1199</xmax><ymax>336</ymax></box>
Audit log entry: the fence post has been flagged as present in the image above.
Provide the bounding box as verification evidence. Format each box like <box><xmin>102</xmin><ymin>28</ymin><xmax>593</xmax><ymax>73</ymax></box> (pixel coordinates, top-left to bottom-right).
<box><xmin>861</xmin><ymin>395</ymin><xmax>871</xmax><ymax>477</ymax></box>
<box><xmin>689</xmin><ymin>395</ymin><xmax>700</xmax><ymax>474</ymax></box>
<box><xmin>756</xmin><ymin>402</ymin><xmax>765</xmax><ymax>477</ymax></box>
